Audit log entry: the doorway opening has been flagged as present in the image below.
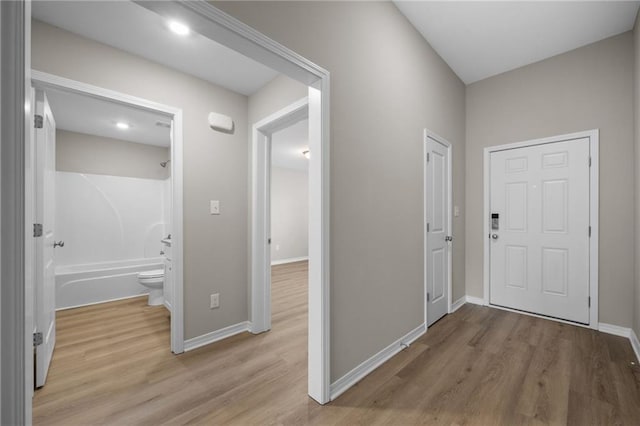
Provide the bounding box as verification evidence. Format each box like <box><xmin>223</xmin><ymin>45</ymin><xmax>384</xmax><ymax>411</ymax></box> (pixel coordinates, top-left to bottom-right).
<box><xmin>483</xmin><ymin>130</ymin><xmax>599</xmax><ymax>328</ymax></box>
<box><xmin>5</xmin><ymin>2</ymin><xmax>330</xmax><ymax>422</ymax></box>
<box><xmin>29</xmin><ymin>71</ymin><xmax>185</xmax><ymax>391</ymax></box>
<box><xmin>251</xmin><ymin>98</ymin><xmax>308</xmax><ymax>334</ymax></box>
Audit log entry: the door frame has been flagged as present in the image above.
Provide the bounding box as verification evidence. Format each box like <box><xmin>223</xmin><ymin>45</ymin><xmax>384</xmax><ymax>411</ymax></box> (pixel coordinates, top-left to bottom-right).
<box><xmin>482</xmin><ymin>129</ymin><xmax>599</xmax><ymax>329</ymax></box>
<box><xmin>31</xmin><ymin>70</ymin><xmax>186</xmax><ymax>354</ymax></box>
<box><xmin>5</xmin><ymin>1</ymin><xmax>331</xmax><ymax>420</ymax></box>
<box><xmin>134</xmin><ymin>0</ymin><xmax>331</xmax><ymax>406</ymax></box>
<box><xmin>251</xmin><ymin>97</ymin><xmax>309</xmax><ymax>334</ymax></box>
<box><xmin>423</xmin><ymin>129</ymin><xmax>453</xmax><ymax>327</ymax></box>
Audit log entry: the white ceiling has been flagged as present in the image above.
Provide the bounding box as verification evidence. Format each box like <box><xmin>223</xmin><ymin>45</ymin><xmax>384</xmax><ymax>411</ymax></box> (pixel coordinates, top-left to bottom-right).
<box><xmin>44</xmin><ymin>87</ymin><xmax>171</xmax><ymax>147</ymax></box>
<box><xmin>394</xmin><ymin>1</ymin><xmax>640</xmax><ymax>84</ymax></box>
<box><xmin>272</xmin><ymin>119</ymin><xmax>309</xmax><ymax>172</ymax></box>
<box><xmin>32</xmin><ymin>1</ymin><xmax>279</xmax><ymax>96</ymax></box>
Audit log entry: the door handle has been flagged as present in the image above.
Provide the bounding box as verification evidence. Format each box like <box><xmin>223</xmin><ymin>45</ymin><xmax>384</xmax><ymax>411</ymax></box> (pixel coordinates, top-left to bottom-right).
<box><xmin>491</xmin><ymin>234</ymin><xmax>499</xmax><ymax>240</ymax></box>
<box><xmin>54</xmin><ymin>240</ymin><xmax>65</xmax><ymax>248</ymax></box>
<box><xmin>445</xmin><ymin>236</ymin><xmax>453</xmax><ymax>242</ymax></box>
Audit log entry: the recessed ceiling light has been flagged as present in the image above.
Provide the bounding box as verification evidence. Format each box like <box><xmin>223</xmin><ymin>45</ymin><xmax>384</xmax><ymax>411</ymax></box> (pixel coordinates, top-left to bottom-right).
<box><xmin>116</xmin><ymin>122</ymin><xmax>130</xmax><ymax>130</ymax></box>
<box><xmin>168</xmin><ymin>20</ymin><xmax>190</xmax><ymax>36</ymax></box>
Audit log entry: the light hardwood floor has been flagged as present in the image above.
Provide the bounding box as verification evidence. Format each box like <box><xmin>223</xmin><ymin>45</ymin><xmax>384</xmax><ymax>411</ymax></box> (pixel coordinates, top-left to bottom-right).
<box><xmin>34</xmin><ymin>261</ymin><xmax>640</xmax><ymax>425</ymax></box>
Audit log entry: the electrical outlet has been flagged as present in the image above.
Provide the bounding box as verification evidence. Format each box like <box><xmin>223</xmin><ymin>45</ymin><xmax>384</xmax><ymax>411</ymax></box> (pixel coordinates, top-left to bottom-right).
<box><xmin>210</xmin><ymin>293</ymin><xmax>219</xmax><ymax>309</ymax></box>
<box><xmin>275</xmin><ymin>244</ymin><xmax>280</xmax><ymax>251</ymax></box>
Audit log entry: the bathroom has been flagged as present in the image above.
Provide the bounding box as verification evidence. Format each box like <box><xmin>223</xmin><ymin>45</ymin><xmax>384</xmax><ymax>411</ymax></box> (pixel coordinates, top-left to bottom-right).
<box><xmin>44</xmin><ymin>85</ymin><xmax>174</xmax><ymax>326</ymax></box>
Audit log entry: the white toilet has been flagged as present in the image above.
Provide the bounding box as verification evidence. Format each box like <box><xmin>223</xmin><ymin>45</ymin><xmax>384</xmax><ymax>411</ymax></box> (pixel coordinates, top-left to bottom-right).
<box><xmin>137</xmin><ymin>269</ymin><xmax>165</xmax><ymax>306</ymax></box>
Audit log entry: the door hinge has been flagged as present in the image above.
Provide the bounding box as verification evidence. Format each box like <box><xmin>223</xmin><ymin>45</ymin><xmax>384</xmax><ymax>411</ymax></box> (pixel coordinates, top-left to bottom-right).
<box><xmin>268</xmin><ymin>238</ymin><xmax>271</xmax><ymax>245</ymax></box>
<box><xmin>589</xmin><ymin>157</ymin><xmax>592</xmax><ymax>167</ymax></box>
<box><xmin>426</xmin><ymin>153</ymin><xmax>430</xmax><ymax>162</ymax></box>
<box><xmin>427</xmin><ymin>292</ymin><xmax>430</xmax><ymax>302</ymax></box>
<box><xmin>33</xmin><ymin>223</ymin><xmax>43</xmax><ymax>237</ymax></box>
<box><xmin>588</xmin><ymin>226</ymin><xmax>591</xmax><ymax>237</ymax></box>
<box><xmin>33</xmin><ymin>332</ymin><xmax>43</xmax><ymax>346</ymax></box>
<box><xmin>588</xmin><ymin>296</ymin><xmax>591</xmax><ymax>308</ymax></box>
<box><xmin>34</xmin><ymin>114</ymin><xmax>43</xmax><ymax>129</ymax></box>
<box><xmin>427</xmin><ymin>223</ymin><xmax>430</xmax><ymax>232</ymax></box>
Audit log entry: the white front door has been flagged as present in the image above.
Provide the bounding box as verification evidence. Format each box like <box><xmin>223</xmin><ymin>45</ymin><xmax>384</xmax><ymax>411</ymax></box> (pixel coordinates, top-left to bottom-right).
<box><xmin>35</xmin><ymin>89</ymin><xmax>57</xmax><ymax>387</ymax></box>
<box><xmin>425</xmin><ymin>134</ymin><xmax>451</xmax><ymax>326</ymax></box>
<box><xmin>489</xmin><ymin>138</ymin><xmax>590</xmax><ymax>324</ymax></box>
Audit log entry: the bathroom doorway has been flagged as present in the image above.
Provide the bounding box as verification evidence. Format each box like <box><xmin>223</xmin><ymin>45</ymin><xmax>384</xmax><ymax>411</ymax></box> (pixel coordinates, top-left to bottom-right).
<box><xmin>29</xmin><ymin>71</ymin><xmax>185</xmax><ymax>388</ymax></box>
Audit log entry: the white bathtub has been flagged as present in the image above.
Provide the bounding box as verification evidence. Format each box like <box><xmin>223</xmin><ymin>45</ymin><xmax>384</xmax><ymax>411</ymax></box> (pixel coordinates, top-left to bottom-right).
<box><xmin>55</xmin><ymin>258</ymin><xmax>164</xmax><ymax>310</ymax></box>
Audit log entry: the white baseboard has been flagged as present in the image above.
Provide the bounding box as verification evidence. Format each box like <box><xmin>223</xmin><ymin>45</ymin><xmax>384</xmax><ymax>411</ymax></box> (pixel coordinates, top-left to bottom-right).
<box><xmin>598</xmin><ymin>323</ymin><xmax>631</xmax><ymax>338</ymax></box>
<box><xmin>450</xmin><ymin>297</ymin><xmax>466</xmax><ymax>313</ymax></box>
<box><xmin>183</xmin><ymin>321</ymin><xmax>251</xmax><ymax>352</ymax></box>
<box><xmin>465</xmin><ymin>296</ymin><xmax>485</xmax><ymax>306</ymax></box>
<box><xmin>330</xmin><ymin>323</ymin><xmax>426</xmax><ymax>401</ymax></box>
<box><xmin>598</xmin><ymin>323</ymin><xmax>640</xmax><ymax>363</ymax></box>
<box><xmin>271</xmin><ymin>256</ymin><xmax>309</xmax><ymax>266</ymax></box>
<box><xmin>631</xmin><ymin>329</ymin><xmax>640</xmax><ymax>363</ymax></box>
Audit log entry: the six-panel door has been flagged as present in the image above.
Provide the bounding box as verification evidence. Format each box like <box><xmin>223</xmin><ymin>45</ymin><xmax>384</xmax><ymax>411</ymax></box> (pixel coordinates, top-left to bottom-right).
<box><xmin>489</xmin><ymin>138</ymin><xmax>590</xmax><ymax>324</ymax></box>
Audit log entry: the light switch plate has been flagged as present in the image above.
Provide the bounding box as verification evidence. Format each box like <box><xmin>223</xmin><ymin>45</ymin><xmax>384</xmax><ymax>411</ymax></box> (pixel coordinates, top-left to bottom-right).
<box><xmin>210</xmin><ymin>200</ymin><xmax>220</xmax><ymax>215</ymax></box>
<box><xmin>454</xmin><ymin>206</ymin><xmax>460</xmax><ymax>217</ymax></box>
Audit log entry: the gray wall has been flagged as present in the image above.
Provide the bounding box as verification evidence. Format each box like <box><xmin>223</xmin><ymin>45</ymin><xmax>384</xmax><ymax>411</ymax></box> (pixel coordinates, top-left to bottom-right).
<box><xmin>466</xmin><ymin>33</ymin><xmax>634</xmax><ymax>327</ymax></box>
<box><xmin>216</xmin><ymin>1</ymin><xmax>467</xmax><ymax>381</ymax></box>
<box><xmin>271</xmin><ymin>167</ymin><xmax>308</xmax><ymax>262</ymax></box>
<box><xmin>248</xmin><ymin>74</ymin><xmax>308</xmax><ymax>125</ymax></box>
<box><xmin>32</xmin><ymin>20</ymin><xmax>250</xmax><ymax>340</ymax></box>
<box><xmin>634</xmin><ymin>13</ymin><xmax>640</xmax><ymax>337</ymax></box>
<box><xmin>56</xmin><ymin>130</ymin><xmax>170</xmax><ymax>180</ymax></box>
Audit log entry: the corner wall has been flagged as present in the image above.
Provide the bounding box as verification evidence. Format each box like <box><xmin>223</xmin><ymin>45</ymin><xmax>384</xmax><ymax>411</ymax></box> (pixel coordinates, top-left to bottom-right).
<box><xmin>216</xmin><ymin>1</ymin><xmax>466</xmax><ymax>382</ymax></box>
<box><xmin>466</xmin><ymin>32</ymin><xmax>634</xmax><ymax>327</ymax></box>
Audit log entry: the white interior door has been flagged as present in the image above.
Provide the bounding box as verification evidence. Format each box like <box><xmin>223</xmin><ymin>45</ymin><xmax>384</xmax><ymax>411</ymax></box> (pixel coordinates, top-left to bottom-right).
<box><xmin>35</xmin><ymin>89</ymin><xmax>57</xmax><ymax>387</ymax></box>
<box><xmin>489</xmin><ymin>138</ymin><xmax>590</xmax><ymax>324</ymax></box>
<box><xmin>425</xmin><ymin>134</ymin><xmax>451</xmax><ymax>326</ymax></box>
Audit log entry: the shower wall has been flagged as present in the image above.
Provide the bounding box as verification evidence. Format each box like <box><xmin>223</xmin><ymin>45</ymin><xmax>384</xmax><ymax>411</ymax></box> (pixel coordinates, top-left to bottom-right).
<box><xmin>55</xmin><ymin>172</ymin><xmax>168</xmax><ymax>267</ymax></box>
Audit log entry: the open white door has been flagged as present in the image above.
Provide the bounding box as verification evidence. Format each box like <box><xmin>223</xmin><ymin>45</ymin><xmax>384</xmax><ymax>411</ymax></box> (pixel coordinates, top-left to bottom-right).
<box><xmin>425</xmin><ymin>132</ymin><xmax>452</xmax><ymax>326</ymax></box>
<box><xmin>34</xmin><ymin>89</ymin><xmax>57</xmax><ymax>388</ymax></box>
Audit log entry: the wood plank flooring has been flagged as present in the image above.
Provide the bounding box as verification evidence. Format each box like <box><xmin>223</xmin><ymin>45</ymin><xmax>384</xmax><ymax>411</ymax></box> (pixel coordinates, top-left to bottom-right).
<box><xmin>34</xmin><ymin>261</ymin><xmax>640</xmax><ymax>425</ymax></box>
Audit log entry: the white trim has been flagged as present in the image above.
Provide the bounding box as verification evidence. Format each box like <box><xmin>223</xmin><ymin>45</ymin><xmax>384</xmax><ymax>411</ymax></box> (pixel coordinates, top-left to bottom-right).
<box><xmin>482</xmin><ymin>129</ymin><xmax>599</xmax><ymax>329</ymax></box>
<box><xmin>1</xmin><ymin>0</ymin><xmax>30</xmax><ymax>423</ymax></box>
<box><xmin>598</xmin><ymin>323</ymin><xmax>631</xmax><ymax>338</ymax></box>
<box><xmin>30</xmin><ymin>71</ymin><xmax>186</xmax><ymax>355</ymax></box>
<box><xmin>450</xmin><ymin>297</ymin><xmax>466</xmax><ymax>313</ymax></box>
<box><xmin>330</xmin><ymin>323</ymin><xmax>426</xmax><ymax>401</ymax></box>
<box><xmin>139</xmin><ymin>1</ymin><xmax>333</xmax><ymax>403</ymax></box>
<box><xmin>251</xmin><ymin>97</ymin><xmax>309</xmax><ymax>336</ymax></box>
<box><xmin>183</xmin><ymin>321</ymin><xmax>251</xmax><ymax>352</ymax></box>
<box><xmin>465</xmin><ymin>296</ymin><xmax>486</xmax><ymax>306</ymax></box>
<box><xmin>630</xmin><ymin>329</ymin><xmax>640</xmax><ymax>364</ymax></box>
<box><xmin>598</xmin><ymin>323</ymin><xmax>640</xmax><ymax>364</ymax></box>
<box><xmin>271</xmin><ymin>256</ymin><xmax>309</xmax><ymax>266</ymax></box>
<box><xmin>423</xmin><ymin>129</ymin><xmax>453</xmax><ymax>327</ymax></box>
